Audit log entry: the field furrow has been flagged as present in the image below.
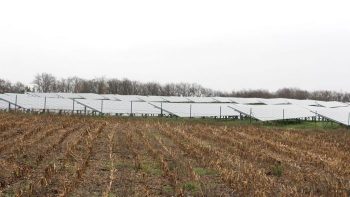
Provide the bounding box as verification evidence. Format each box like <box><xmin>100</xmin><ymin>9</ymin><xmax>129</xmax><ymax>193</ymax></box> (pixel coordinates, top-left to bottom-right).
<box><xmin>1</xmin><ymin>113</ymin><xmax>350</xmax><ymax>196</ymax></box>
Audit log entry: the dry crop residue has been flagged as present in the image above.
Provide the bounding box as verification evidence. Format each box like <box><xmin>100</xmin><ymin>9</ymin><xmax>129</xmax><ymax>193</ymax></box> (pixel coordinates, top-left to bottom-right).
<box><xmin>0</xmin><ymin>113</ymin><xmax>350</xmax><ymax>196</ymax></box>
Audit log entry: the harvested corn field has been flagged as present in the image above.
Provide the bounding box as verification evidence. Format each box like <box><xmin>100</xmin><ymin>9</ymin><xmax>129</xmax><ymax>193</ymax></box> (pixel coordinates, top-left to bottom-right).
<box><xmin>0</xmin><ymin>112</ymin><xmax>350</xmax><ymax>196</ymax></box>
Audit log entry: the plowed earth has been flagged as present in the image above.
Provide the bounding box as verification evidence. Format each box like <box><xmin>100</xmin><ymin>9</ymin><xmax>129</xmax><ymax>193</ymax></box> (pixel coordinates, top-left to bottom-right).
<box><xmin>0</xmin><ymin>113</ymin><xmax>349</xmax><ymax>196</ymax></box>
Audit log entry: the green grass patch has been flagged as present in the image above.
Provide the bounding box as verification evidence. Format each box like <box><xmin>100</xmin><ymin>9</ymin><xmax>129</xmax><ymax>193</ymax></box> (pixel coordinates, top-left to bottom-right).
<box><xmin>115</xmin><ymin>115</ymin><xmax>343</xmax><ymax>131</ymax></box>
<box><xmin>115</xmin><ymin>161</ymin><xmax>134</xmax><ymax>170</ymax></box>
<box><xmin>103</xmin><ymin>192</ymin><xmax>117</xmax><ymax>197</ymax></box>
<box><xmin>162</xmin><ymin>185</ymin><xmax>174</xmax><ymax>195</ymax></box>
<box><xmin>182</xmin><ymin>181</ymin><xmax>201</xmax><ymax>192</ymax></box>
<box><xmin>263</xmin><ymin>121</ymin><xmax>342</xmax><ymax>130</ymax></box>
<box><xmin>141</xmin><ymin>161</ymin><xmax>162</xmax><ymax>176</ymax></box>
<box><xmin>268</xmin><ymin>162</ymin><xmax>284</xmax><ymax>177</ymax></box>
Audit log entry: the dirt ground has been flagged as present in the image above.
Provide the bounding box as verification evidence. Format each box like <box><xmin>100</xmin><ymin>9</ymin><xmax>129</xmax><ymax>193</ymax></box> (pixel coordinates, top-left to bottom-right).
<box><xmin>0</xmin><ymin>112</ymin><xmax>350</xmax><ymax>196</ymax></box>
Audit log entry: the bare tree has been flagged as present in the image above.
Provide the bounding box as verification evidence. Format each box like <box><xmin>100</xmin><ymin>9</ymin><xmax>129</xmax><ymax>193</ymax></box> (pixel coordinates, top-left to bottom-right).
<box><xmin>3</xmin><ymin>73</ymin><xmax>350</xmax><ymax>102</ymax></box>
<box><xmin>33</xmin><ymin>73</ymin><xmax>57</xmax><ymax>92</ymax></box>
<box><xmin>0</xmin><ymin>79</ymin><xmax>12</xmax><ymax>93</ymax></box>
<box><xmin>93</xmin><ymin>78</ymin><xmax>108</xmax><ymax>94</ymax></box>
<box><xmin>107</xmin><ymin>79</ymin><xmax>121</xmax><ymax>94</ymax></box>
<box><xmin>12</xmin><ymin>82</ymin><xmax>26</xmax><ymax>93</ymax></box>
<box><xmin>0</xmin><ymin>79</ymin><xmax>28</xmax><ymax>93</ymax></box>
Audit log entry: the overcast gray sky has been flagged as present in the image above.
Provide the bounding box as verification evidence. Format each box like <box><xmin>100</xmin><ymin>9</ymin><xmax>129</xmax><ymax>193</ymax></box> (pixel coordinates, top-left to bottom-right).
<box><xmin>0</xmin><ymin>0</ymin><xmax>349</xmax><ymax>92</ymax></box>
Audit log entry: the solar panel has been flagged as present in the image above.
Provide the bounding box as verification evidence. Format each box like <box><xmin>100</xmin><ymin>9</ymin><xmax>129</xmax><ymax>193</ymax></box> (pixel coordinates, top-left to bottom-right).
<box><xmin>2</xmin><ymin>93</ymin><xmax>349</xmax><ymax>124</ymax></box>
<box><xmin>75</xmin><ymin>99</ymin><xmax>160</xmax><ymax>115</ymax></box>
<box><xmin>74</xmin><ymin>99</ymin><xmax>101</xmax><ymax>111</ymax></box>
<box><xmin>56</xmin><ymin>93</ymin><xmax>83</xmax><ymax>99</ymax></box>
<box><xmin>0</xmin><ymin>94</ymin><xmax>14</xmax><ymax>102</ymax></box>
<box><xmin>212</xmin><ymin>97</ymin><xmax>233</xmax><ymax>103</ymax></box>
<box><xmin>0</xmin><ymin>99</ymin><xmax>9</xmax><ymax>109</ymax></box>
<box><xmin>113</xmin><ymin>95</ymin><xmax>144</xmax><ymax>102</ymax></box>
<box><xmin>229</xmin><ymin>97</ymin><xmax>264</xmax><ymax>104</ymax></box>
<box><xmin>46</xmin><ymin>98</ymin><xmax>85</xmax><ymax>111</ymax></box>
<box><xmin>25</xmin><ymin>92</ymin><xmax>40</xmax><ymax>97</ymax></box>
<box><xmin>6</xmin><ymin>93</ymin><xmax>31</xmax><ymax>97</ymax></box>
<box><xmin>101</xmin><ymin>94</ymin><xmax>122</xmax><ymax>101</ymax></box>
<box><xmin>0</xmin><ymin>94</ymin><xmax>23</xmax><ymax>110</ymax></box>
<box><xmin>229</xmin><ymin>104</ymin><xmax>315</xmax><ymax>121</ymax></box>
<box><xmin>258</xmin><ymin>98</ymin><xmax>290</xmax><ymax>105</ymax></box>
<box><xmin>150</xmin><ymin>102</ymin><xmax>240</xmax><ymax>118</ymax></box>
<box><xmin>78</xmin><ymin>93</ymin><xmax>106</xmax><ymax>100</ymax></box>
<box><xmin>130</xmin><ymin>102</ymin><xmax>162</xmax><ymax>114</ymax></box>
<box><xmin>307</xmin><ymin>106</ymin><xmax>350</xmax><ymax>126</ymax></box>
<box><xmin>26</xmin><ymin>93</ymin><xmax>61</xmax><ymax>98</ymax></box>
<box><xmin>0</xmin><ymin>94</ymin><xmax>85</xmax><ymax>111</ymax></box>
<box><xmin>315</xmin><ymin>101</ymin><xmax>348</xmax><ymax>108</ymax></box>
<box><xmin>0</xmin><ymin>94</ymin><xmax>45</xmax><ymax>109</ymax></box>
<box><xmin>161</xmin><ymin>96</ymin><xmax>191</xmax><ymax>103</ymax></box>
<box><xmin>287</xmin><ymin>99</ymin><xmax>319</xmax><ymax>107</ymax></box>
<box><xmin>138</xmin><ymin>96</ymin><xmax>166</xmax><ymax>102</ymax></box>
<box><xmin>186</xmin><ymin>97</ymin><xmax>216</xmax><ymax>103</ymax></box>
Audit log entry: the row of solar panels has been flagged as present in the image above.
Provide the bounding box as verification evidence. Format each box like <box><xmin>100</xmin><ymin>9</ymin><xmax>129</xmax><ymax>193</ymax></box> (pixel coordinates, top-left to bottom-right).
<box><xmin>8</xmin><ymin>92</ymin><xmax>350</xmax><ymax>108</ymax></box>
<box><xmin>0</xmin><ymin>93</ymin><xmax>349</xmax><ymax>126</ymax></box>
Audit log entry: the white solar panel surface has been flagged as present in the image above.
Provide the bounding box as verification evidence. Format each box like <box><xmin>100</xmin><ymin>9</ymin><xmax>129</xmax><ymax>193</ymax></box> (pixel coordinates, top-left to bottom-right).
<box><xmin>46</xmin><ymin>98</ymin><xmax>85</xmax><ymax>111</ymax></box>
<box><xmin>229</xmin><ymin>104</ymin><xmax>315</xmax><ymax>121</ymax></box>
<box><xmin>101</xmin><ymin>94</ymin><xmax>122</xmax><ymax>101</ymax></box>
<box><xmin>129</xmin><ymin>102</ymin><xmax>161</xmax><ymax>114</ymax></box>
<box><xmin>229</xmin><ymin>97</ymin><xmax>264</xmax><ymax>104</ymax></box>
<box><xmin>0</xmin><ymin>94</ymin><xmax>85</xmax><ymax>111</ymax></box>
<box><xmin>2</xmin><ymin>93</ymin><xmax>350</xmax><ymax>125</ymax></box>
<box><xmin>186</xmin><ymin>97</ymin><xmax>216</xmax><ymax>103</ymax></box>
<box><xmin>307</xmin><ymin>106</ymin><xmax>350</xmax><ymax>126</ymax></box>
<box><xmin>287</xmin><ymin>99</ymin><xmax>319</xmax><ymax>107</ymax></box>
<box><xmin>27</xmin><ymin>93</ymin><xmax>60</xmax><ymax>98</ymax></box>
<box><xmin>0</xmin><ymin>94</ymin><xmax>15</xmax><ymax>103</ymax></box>
<box><xmin>76</xmin><ymin>99</ymin><xmax>160</xmax><ymax>114</ymax></box>
<box><xmin>6</xmin><ymin>93</ymin><xmax>31</xmax><ymax>97</ymax></box>
<box><xmin>56</xmin><ymin>93</ymin><xmax>83</xmax><ymax>99</ymax></box>
<box><xmin>212</xmin><ymin>97</ymin><xmax>233</xmax><ymax>103</ymax></box>
<box><xmin>151</xmin><ymin>103</ymin><xmax>239</xmax><ymax>118</ymax></box>
<box><xmin>25</xmin><ymin>92</ymin><xmax>40</xmax><ymax>97</ymax></box>
<box><xmin>75</xmin><ymin>99</ymin><xmax>105</xmax><ymax>111</ymax></box>
<box><xmin>0</xmin><ymin>99</ymin><xmax>8</xmax><ymax>109</ymax></box>
<box><xmin>258</xmin><ymin>98</ymin><xmax>290</xmax><ymax>105</ymax></box>
<box><xmin>138</xmin><ymin>96</ymin><xmax>166</xmax><ymax>102</ymax></box>
<box><xmin>1</xmin><ymin>94</ymin><xmax>45</xmax><ymax>109</ymax></box>
<box><xmin>315</xmin><ymin>101</ymin><xmax>348</xmax><ymax>108</ymax></box>
<box><xmin>114</xmin><ymin>95</ymin><xmax>144</xmax><ymax>102</ymax></box>
<box><xmin>161</xmin><ymin>96</ymin><xmax>191</xmax><ymax>103</ymax></box>
<box><xmin>78</xmin><ymin>93</ymin><xmax>106</xmax><ymax>100</ymax></box>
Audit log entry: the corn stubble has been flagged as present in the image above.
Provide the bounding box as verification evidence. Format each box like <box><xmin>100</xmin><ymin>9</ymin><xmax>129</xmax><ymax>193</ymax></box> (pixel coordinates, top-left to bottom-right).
<box><xmin>0</xmin><ymin>112</ymin><xmax>349</xmax><ymax>196</ymax></box>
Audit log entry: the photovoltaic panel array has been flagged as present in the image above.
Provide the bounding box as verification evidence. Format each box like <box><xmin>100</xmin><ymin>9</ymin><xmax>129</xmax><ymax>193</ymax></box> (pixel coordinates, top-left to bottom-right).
<box><xmin>150</xmin><ymin>102</ymin><xmax>240</xmax><ymax>118</ymax></box>
<box><xmin>287</xmin><ymin>99</ymin><xmax>319</xmax><ymax>107</ymax></box>
<box><xmin>101</xmin><ymin>94</ymin><xmax>122</xmax><ymax>101</ymax></box>
<box><xmin>113</xmin><ymin>95</ymin><xmax>144</xmax><ymax>102</ymax></box>
<box><xmin>27</xmin><ymin>93</ymin><xmax>62</xmax><ymax>98</ymax></box>
<box><xmin>77</xmin><ymin>93</ymin><xmax>107</xmax><ymax>100</ymax></box>
<box><xmin>212</xmin><ymin>97</ymin><xmax>233</xmax><ymax>103</ymax></box>
<box><xmin>307</xmin><ymin>106</ymin><xmax>350</xmax><ymax>126</ymax></box>
<box><xmin>186</xmin><ymin>97</ymin><xmax>216</xmax><ymax>103</ymax></box>
<box><xmin>75</xmin><ymin>99</ymin><xmax>161</xmax><ymax>115</ymax></box>
<box><xmin>0</xmin><ymin>99</ymin><xmax>8</xmax><ymax>109</ymax></box>
<box><xmin>229</xmin><ymin>104</ymin><xmax>315</xmax><ymax>121</ymax></box>
<box><xmin>0</xmin><ymin>94</ymin><xmax>85</xmax><ymax>111</ymax></box>
<box><xmin>258</xmin><ymin>98</ymin><xmax>290</xmax><ymax>105</ymax></box>
<box><xmin>229</xmin><ymin>97</ymin><xmax>264</xmax><ymax>104</ymax></box>
<box><xmin>1</xmin><ymin>93</ymin><xmax>350</xmax><ymax>125</ymax></box>
<box><xmin>161</xmin><ymin>96</ymin><xmax>191</xmax><ymax>103</ymax></box>
<box><xmin>315</xmin><ymin>101</ymin><xmax>348</xmax><ymax>108</ymax></box>
<box><xmin>138</xmin><ymin>96</ymin><xmax>167</xmax><ymax>102</ymax></box>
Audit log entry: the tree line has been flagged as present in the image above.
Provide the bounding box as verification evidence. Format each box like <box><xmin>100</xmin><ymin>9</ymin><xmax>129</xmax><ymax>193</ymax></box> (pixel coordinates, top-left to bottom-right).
<box><xmin>0</xmin><ymin>73</ymin><xmax>349</xmax><ymax>102</ymax></box>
